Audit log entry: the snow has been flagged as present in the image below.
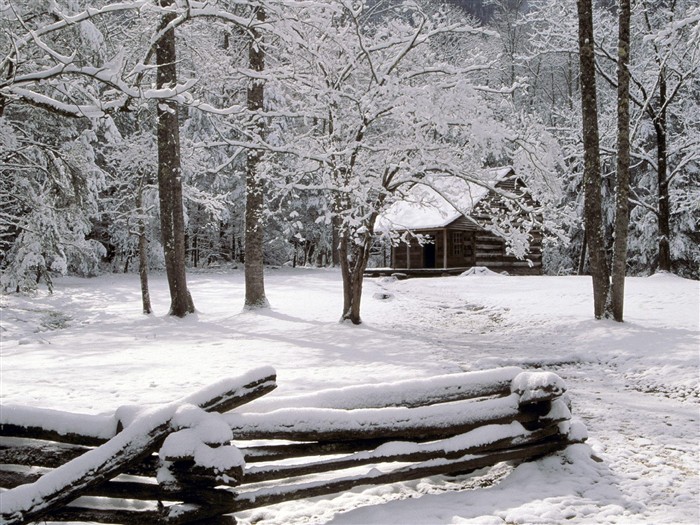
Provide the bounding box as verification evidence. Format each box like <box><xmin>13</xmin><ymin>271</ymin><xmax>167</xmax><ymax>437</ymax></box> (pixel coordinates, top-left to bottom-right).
<box><xmin>1</xmin><ymin>267</ymin><xmax>698</xmax><ymax>524</ymax></box>
<box><xmin>225</xmin><ymin>395</ymin><xmax>521</xmax><ymax>439</ymax></box>
<box><xmin>511</xmin><ymin>371</ymin><xmax>567</xmax><ymax>404</ymax></box>
<box><xmin>376</xmin><ymin>187</ymin><xmax>463</xmax><ymax>230</ymax></box>
<box><xmin>0</xmin><ymin>405</ymin><xmax>117</xmax><ymax>440</ymax></box>
<box><xmin>375</xmin><ymin>170</ymin><xmax>512</xmax><ymax>232</ymax></box>
<box><xmin>244</xmin><ymin>366</ymin><xmax>521</xmax><ymax>412</ymax></box>
<box><xmin>0</xmin><ymin>399</ymin><xmax>177</xmax><ymax>517</ymax></box>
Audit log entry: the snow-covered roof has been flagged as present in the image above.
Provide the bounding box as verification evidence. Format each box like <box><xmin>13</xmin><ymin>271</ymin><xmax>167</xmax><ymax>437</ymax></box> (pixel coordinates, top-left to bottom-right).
<box><xmin>376</xmin><ymin>168</ymin><xmax>513</xmax><ymax>232</ymax></box>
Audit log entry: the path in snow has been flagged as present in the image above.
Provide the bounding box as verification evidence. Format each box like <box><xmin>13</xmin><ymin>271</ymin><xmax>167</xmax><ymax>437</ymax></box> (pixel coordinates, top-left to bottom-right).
<box><xmin>562</xmin><ymin>363</ymin><xmax>699</xmax><ymax>524</ymax></box>
<box><xmin>362</xmin><ymin>273</ymin><xmax>699</xmax><ymax>524</ymax></box>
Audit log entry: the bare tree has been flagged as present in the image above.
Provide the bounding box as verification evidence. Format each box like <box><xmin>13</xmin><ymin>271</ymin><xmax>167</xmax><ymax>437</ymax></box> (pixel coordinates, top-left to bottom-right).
<box><xmin>576</xmin><ymin>0</ymin><xmax>610</xmax><ymax>319</ymax></box>
<box><xmin>244</xmin><ymin>3</ymin><xmax>270</xmax><ymax>309</ymax></box>
<box><xmin>155</xmin><ymin>0</ymin><xmax>195</xmax><ymax>317</ymax></box>
<box><xmin>266</xmin><ymin>1</ymin><xmax>560</xmax><ymax>324</ymax></box>
<box><xmin>609</xmin><ymin>0</ymin><xmax>631</xmax><ymax>321</ymax></box>
<box><xmin>595</xmin><ymin>0</ymin><xmax>700</xmax><ymax>276</ymax></box>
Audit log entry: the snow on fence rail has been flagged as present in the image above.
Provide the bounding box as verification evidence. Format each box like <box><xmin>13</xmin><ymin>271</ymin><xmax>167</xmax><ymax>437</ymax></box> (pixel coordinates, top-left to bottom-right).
<box><xmin>0</xmin><ymin>366</ymin><xmax>586</xmax><ymax>525</ymax></box>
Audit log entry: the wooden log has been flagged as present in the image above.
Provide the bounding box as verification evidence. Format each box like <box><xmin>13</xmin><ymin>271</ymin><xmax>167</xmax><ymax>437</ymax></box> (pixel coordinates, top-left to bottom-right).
<box><xmin>1</xmin><ymin>467</ymin><xmax>236</xmax><ymax>506</ymax></box>
<box><xmin>0</xmin><ymin>468</ymin><xmax>43</xmax><ymax>488</ymax></box>
<box><xmin>240</xmin><ymin>411</ymin><xmax>566</xmax><ymax>463</ymax></box>
<box><xmin>0</xmin><ymin>425</ymin><xmax>109</xmax><ymax>447</ymax></box>
<box><xmin>38</xmin><ymin>506</ymin><xmax>162</xmax><ymax>524</ymax></box>
<box><xmin>0</xmin><ymin>368</ymin><xmax>276</xmax><ymax>446</ymax></box>
<box><xmin>242</xmin><ymin>439</ymin><xmax>390</xmax><ymax>463</ymax></box>
<box><xmin>0</xmin><ymin>407</ymin><xmax>116</xmax><ymax>445</ymax></box>
<box><xmin>226</xmin><ymin>394</ymin><xmax>541</xmax><ymax>442</ymax></box>
<box><xmin>242</xmin><ymin>423</ymin><xmax>563</xmax><ymax>484</ymax></box>
<box><xmin>0</xmin><ymin>437</ymin><xmax>92</xmax><ymax>468</ymax></box>
<box><xmin>45</xmin><ymin>501</ymin><xmax>238</xmax><ymax>525</ymax></box>
<box><xmin>49</xmin><ymin>504</ymin><xmax>236</xmax><ymax>525</ymax></box>
<box><xmin>230</xmin><ymin>438</ymin><xmax>571</xmax><ymax>513</ymax></box>
<box><xmin>510</xmin><ymin>371</ymin><xmax>567</xmax><ymax>405</ymax></box>
<box><xmin>0</xmin><ymin>437</ymin><xmax>160</xmax><ymax>476</ymax></box>
<box><xmin>245</xmin><ymin>367</ymin><xmax>522</xmax><ymax>412</ymax></box>
<box><xmin>0</xmin><ymin>368</ymin><xmax>276</xmax><ymax>525</ymax></box>
<box><xmin>166</xmin><ymin>458</ymin><xmax>244</xmax><ymax>487</ymax></box>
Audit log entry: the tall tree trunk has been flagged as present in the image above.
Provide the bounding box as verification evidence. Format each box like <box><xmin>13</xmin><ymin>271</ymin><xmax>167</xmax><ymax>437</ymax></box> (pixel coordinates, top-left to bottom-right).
<box><xmin>244</xmin><ymin>4</ymin><xmax>269</xmax><ymax>309</ymax></box>
<box><xmin>609</xmin><ymin>0</ymin><xmax>631</xmax><ymax>322</ymax></box>
<box><xmin>576</xmin><ymin>0</ymin><xmax>610</xmax><ymax>319</ymax></box>
<box><xmin>155</xmin><ymin>0</ymin><xmax>194</xmax><ymax>317</ymax></box>
<box><xmin>136</xmin><ymin>180</ymin><xmax>152</xmax><ymax>315</ymax></box>
<box><xmin>655</xmin><ymin>71</ymin><xmax>671</xmax><ymax>272</ymax></box>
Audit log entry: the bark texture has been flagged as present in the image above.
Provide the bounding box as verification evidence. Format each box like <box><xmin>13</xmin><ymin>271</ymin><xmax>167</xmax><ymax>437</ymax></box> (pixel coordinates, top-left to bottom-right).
<box><xmin>576</xmin><ymin>0</ymin><xmax>610</xmax><ymax>319</ymax></box>
<box><xmin>654</xmin><ymin>71</ymin><xmax>671</xmax><ymax>272</ymax></box>
<box><xmin>609</xmin><ymin>0</ymin><xmax>631</xmax><ymax>321</ymax></box>
<box><xmin>244</xmin><ymin>5</ymin><xmax>269</xmax><ymax>309</ymax></box>
<box><xmin>136</xmin><ymin>180</ymin><xmax>152</xmax><ymax>315</ymax></box>
<box><xmin>338</xmin><ymin>229</ymin><xmax>372</xmax><ymax>325</ymax></box>
<box><xmin>155</xmin><ymin>0</ymin><xmax>194</xmax><ymax>317</ymax></box>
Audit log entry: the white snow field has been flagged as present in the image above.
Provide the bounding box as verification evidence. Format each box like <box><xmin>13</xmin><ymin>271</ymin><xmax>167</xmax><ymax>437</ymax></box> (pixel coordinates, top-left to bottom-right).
<box><xmin>1</xmin><ymin>268</ymin><xmax>698</xmax><ymax>524</ymax></box>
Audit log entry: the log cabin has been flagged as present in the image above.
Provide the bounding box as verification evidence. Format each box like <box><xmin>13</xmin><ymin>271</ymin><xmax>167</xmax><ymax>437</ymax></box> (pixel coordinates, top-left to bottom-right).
<box><xmin>372</xmin><ymin>168</ymin><xmax>543</xmax><ymax>276</ymax></box>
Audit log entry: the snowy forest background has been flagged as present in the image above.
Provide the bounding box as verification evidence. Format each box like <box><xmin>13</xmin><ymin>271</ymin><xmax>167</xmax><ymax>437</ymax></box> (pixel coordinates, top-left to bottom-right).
<box><xmin>1</xmin><ymin>0</ymin><xmax>698</xmax><ymax>300</ymax></box>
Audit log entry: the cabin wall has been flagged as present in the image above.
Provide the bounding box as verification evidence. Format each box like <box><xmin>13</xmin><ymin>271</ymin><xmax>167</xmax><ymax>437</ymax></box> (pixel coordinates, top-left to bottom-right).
<box><xmin>390</xmin><ymin>227</ymin><xmax>542</xmax><ymax>275</ymax></box>
<box><xmin>470</xmin><ymin>175</ymin><xmax>543</xmax><ymax>275</ymax></box>
<box><xmin>387</xmin><ymin>173</ymin><xmax>543</xmax><ymax>275</ymax></box>
<box><xmin>473</xmin><ymin>230</ymin><xmax>543</xmax><ymax>275</ymax></box>
<box><xmin>392</xmin><ymin>231</ymin><xmax>445</xmax><ymax>269</ymax></box>
<box><xmin>392</xmin><ymin>229</ymin><xmax>475</xmax><ymax>269</ymax></box>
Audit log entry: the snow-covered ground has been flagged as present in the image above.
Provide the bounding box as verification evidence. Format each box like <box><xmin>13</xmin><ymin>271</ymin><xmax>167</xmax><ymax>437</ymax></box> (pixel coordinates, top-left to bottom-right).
<box><xmin>1</xmin><ymin>268</ymin><xmax>698</xmax><ymax>524</ymax></box>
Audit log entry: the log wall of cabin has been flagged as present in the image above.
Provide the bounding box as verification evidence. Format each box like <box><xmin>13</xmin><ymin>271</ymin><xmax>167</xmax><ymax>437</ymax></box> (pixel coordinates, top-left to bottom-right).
<box><xmin>390</xmin><ymin>226</ymin><xmax>542</xmax><ymax>274</ymax></box>
<box><xmin>469</xmin><ymin>175</ymin><xmax>543</xmax><ymax>275</ymax></box>
<box><xmin>388</xmin><ymin>175</ymin><xmax>543</xmax><ymax>274</ymax></box>
<box><xmin>392</xmin><ymin>231</ymin><xmax>446</xmax><ymax>269</ymax></box>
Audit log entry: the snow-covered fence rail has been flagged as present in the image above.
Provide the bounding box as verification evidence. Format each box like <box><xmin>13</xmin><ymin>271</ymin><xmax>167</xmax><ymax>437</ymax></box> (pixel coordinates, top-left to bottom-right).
<box><xmin>0</xmin><ymin>367</ymin><xmax>586</xmax><ymax>524</ymax></box>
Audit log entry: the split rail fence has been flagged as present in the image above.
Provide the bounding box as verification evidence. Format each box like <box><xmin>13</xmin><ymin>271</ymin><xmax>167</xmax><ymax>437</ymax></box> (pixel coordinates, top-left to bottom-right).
<box><xmin>0</xmin><ymin>366</ymin><xmax>587</xmax><ymax>524</ymax></box>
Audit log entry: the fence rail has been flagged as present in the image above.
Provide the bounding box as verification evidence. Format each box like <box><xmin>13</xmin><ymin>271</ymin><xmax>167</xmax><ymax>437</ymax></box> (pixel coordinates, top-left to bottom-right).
<box><xmin>0</xmin><ymin>366</ymin><xmax>586</xmax><ymax>524</ymax></box>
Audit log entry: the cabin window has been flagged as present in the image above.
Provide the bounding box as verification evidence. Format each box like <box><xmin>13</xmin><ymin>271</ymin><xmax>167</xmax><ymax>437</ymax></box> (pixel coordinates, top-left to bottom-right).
<box><xmin>452</xmin><ymin>232</ymin><xmax>463</xmax><ymax>256</ymax></box>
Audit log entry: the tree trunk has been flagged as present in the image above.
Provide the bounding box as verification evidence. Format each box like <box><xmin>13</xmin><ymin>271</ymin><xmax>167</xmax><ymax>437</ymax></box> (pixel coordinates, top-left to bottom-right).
<box><xmin>576</xmin><ymin>0</ymin><xmax>610</xmax><ymax>319</ymax></box>
<box><xmin>138</xmin><ymin>229</ymin><xmax>151</xmax><ymax>315</ymax></box>
<box><xmin>577</xmin><ymin>227</ymin><xmax>587</xmax><ymax>275</ymax></box>
<box><xmin>244</xmin><ymin>4</ymin><xmax>269</xmax><ymax>310</ymax></box>
<box><xmin>331</xmin><ymin>218</ymin><xmax>340</xmax><ymax>267</ymax></box>
<box><xmin>655</xmin><ymin>71</ymin><xmax>671</xmax><ymax>272</ymax></box>
<box><xmin>136</xmin><ymin>182</ymin><xmax>152</xmax><ymax>315</ymax></box>
<box><xmin>155</xmin><ymin>0</ymin><xmax>194</xmax><ymax>317</ymax></box>
<box><xmin>609</xmin><ymin>0</ymin><xmax>631</xmax><ymax>322</ymax></box>
<box><xmin>338</xmin><ymin>230</ymin><xmax>372</xmax><ymax>325</ymax></box>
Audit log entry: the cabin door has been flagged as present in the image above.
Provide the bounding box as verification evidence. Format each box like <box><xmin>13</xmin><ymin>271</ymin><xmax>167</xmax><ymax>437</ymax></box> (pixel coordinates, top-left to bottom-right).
<box><xmin>423</xmin><ymin>236</ymin><xmax>436</xmax><ymax>268</ymax></box>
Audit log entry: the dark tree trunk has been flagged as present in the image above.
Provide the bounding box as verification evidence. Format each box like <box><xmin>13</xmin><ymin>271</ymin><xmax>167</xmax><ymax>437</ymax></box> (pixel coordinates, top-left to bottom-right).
<box><xmin>576</xmin><ymin>0</ymin><xmax>610</xmax><ymax>319</ymax></box>
<box><xmin>138</xmin><ymin>229</ymin><xmax>152</xmax><ymax>315</ymax></box>
<box><xmin>155</xmin><ymin>0</ymin><xmax>194</xmax><ymax>317</ymax></box>
<box><xmin>655</xmin><ymin>71</ymin><xmax>671</xmax><ymax>272</ymax></box>
<box><xmin>338</xmin><ymin>234</ymin><xmax>369</xmax><ymax>324</ymax></box>
<box><xmin>577</xmin><ymin>229</ymin><xmax>588</xmax><ymax>276</ymax></box>
<box><xmin>331</xmin><ymin>218</ymin><xmax>340</xmax><ymax>267</ymax></box>
<box><xmin>609</xmin><ymin>0</ymin><xmax>631</xmax><ymax>322</ymax></box>
<box><xmin>136</xmin><ymin>181</ymin><xmax>152</xmax><ymax>315</ymax></box>
<box><xmin>338</xmin><ymin>228</ymin><xmax>373</xmax><ymax>325</ymax></box>
<box><xmin>244</xmin><ymin>4</ymin><xmax>269</xmax><ymax>309</ymax></box>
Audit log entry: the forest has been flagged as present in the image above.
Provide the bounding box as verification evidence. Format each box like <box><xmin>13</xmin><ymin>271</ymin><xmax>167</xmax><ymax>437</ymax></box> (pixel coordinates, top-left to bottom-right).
<box><xmin>1</xmin><ymin>0</ymin><xmax>698</xmax><ymax>320</ymax></box>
